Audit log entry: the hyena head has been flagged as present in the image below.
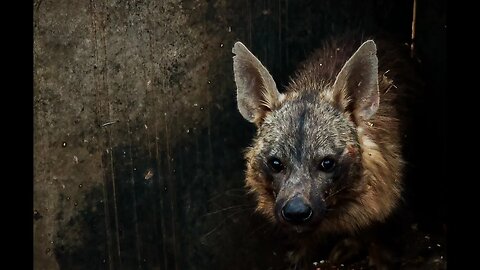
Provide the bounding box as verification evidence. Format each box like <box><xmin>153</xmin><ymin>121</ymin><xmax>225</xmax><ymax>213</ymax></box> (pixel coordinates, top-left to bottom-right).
<box><xmin>232</xmin><ymin>40</ymin><xmax>402</xmax><ymax>236</ymax></box>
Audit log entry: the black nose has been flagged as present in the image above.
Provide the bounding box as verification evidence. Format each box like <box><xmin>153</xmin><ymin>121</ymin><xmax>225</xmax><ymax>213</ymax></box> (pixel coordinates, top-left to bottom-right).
<box><xmin>281</xmin><ymin>197</ymin><xmax>313</xmax><ymax>224</ymax></box>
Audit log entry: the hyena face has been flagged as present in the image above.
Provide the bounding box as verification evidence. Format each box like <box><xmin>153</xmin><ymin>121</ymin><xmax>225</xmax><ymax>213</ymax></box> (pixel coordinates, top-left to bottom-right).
<box><xmin>233</xmin><ymin>40</ymin><xmax>402</xmax><ymax>235</ymax></box>
<box><xmin>251</xmin><ymin>93</ymin><xmax>363</xmax><ymax>233</ymax></box>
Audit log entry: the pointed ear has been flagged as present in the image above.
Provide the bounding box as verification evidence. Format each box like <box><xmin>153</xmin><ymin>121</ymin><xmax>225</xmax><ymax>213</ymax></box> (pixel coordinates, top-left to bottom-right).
<box><xmin>332</xmin><ymin>40</ymin><xmax>379</xmax><ymax>121</ymax></box>
<box><xmin>233</xmin><ymin>42</ymin><xmax>281</xmax><ymax>124</ymax></box>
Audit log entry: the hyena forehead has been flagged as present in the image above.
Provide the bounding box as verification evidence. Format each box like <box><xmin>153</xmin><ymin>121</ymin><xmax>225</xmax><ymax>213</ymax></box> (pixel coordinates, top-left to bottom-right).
<box><xmin>258</xmin><ymin>91</ymin><xmax>357</xmax><ymax>159</ymax></box>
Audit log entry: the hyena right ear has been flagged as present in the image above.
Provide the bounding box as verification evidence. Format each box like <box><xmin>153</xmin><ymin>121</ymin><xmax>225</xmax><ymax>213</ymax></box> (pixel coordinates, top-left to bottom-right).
<box><xmin>332</xmin><ymin>40</ymin><xmax>380</xmax><ymax>122</ymax></box>
<box><xmin>233</xmin><ymin>42</ymin><xmax>282</xmax><ymax>124</ymax></box>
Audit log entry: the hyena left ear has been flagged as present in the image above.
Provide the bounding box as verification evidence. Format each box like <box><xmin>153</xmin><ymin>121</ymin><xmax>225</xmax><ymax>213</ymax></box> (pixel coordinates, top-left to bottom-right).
<box><xmin>332</xmin><ymin>40</ymin><xmax>379</xmax><ymax>121</ymax></box>
<box><xmin>233</xmin><ymin>42</ymin><xmax>282</xmax><ymax>125</ymax></box>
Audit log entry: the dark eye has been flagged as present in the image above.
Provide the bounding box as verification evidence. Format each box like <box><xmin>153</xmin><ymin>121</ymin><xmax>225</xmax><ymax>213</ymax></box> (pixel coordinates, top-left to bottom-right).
<box><xmin>319</xmin><ymin>157</ymin><xmax>336</xmax><ymax>172</ymax></box>
<box><xmin>267</xmin><ymin>157</ymin><xmax>284</xmax><ymax>173</ymax></box>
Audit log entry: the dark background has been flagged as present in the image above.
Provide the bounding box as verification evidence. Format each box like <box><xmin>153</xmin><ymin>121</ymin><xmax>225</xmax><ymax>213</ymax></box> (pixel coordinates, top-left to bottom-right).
<box><xmin>34</xmin><ymin>0</ymin><xmax>446</xmax><ymax>269</ymax></box>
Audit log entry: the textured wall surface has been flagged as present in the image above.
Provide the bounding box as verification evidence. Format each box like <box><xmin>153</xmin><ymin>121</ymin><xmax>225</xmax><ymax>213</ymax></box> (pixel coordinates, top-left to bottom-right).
<box><xmin>34</xmin><ymin>0</ymin><xmax>446</xmax><ymax>269</ymax></box>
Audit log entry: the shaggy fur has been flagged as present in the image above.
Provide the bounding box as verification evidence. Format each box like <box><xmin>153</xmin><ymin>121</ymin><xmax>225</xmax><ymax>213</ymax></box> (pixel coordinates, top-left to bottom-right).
<box><xmin>233</xmin><ymin>36</ymin><xmax>412</xmax><ymax>268</ymax></box>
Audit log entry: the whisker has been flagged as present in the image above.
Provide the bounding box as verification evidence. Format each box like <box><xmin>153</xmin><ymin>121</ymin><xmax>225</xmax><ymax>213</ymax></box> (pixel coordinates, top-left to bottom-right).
<box><xmin>201</xmin><ymin>204</ymin><xmax>254</xmax><ymax>218</ymax></box>
<box><xmin>247</xmin><ymin>221</ymin><xmax>272</xmax><ymax>237</ymax></box>
<box><xmin>224</xmin><ymin>189</ymin><xmax>248</xmax><ymax>198</ymax></box>
<box><xmin>207</xmin><ymin>188</ymin><xmax>246</xmax><ymax>202</ymax></box>
<box><xmin>325</xmin><ymin>186</ymin><xmax>348</xmax><ymax>200</ymax></box>
<box><xmin>200</xmin><ymin>208</ymin><xmax>254</xmax><ymax>242</ymax></box>
<box><xmin>200</xmin><ymin>222</ymin><xmax>227</xmax><ymax>243</ymax></box>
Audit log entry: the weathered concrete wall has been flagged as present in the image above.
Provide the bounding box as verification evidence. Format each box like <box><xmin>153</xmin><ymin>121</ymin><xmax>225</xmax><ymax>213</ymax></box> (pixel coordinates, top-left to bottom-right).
<box><xmin>34</xmin><ymin>0</ymin><xmax>446</xmax><ymax>269</ymax></box>
<box><xmin>34</xmin><ymin>1</ymin><xmax>248</xmax><ymax>269</ymax></box>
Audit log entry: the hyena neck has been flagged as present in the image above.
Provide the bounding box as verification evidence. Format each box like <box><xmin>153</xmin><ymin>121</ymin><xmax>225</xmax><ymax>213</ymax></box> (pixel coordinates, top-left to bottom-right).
<box><xmin>355</xmin><ymin>125</ymin><xmax>403</xmax><ymax>225</ymax></box>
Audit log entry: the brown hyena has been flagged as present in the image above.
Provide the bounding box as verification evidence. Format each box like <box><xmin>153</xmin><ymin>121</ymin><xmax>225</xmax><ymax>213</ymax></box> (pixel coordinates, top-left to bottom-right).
<box><xmin>232</xmin><ymin>37</ymin><xmax>413</xmax><ymax>268</ymax></box>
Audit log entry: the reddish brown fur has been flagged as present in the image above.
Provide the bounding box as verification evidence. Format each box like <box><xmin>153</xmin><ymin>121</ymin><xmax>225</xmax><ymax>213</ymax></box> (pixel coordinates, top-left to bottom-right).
<box><xmin>233</xmin><ymin>36</ymin><xmax>413</xmax><ymax>267</ymax></box>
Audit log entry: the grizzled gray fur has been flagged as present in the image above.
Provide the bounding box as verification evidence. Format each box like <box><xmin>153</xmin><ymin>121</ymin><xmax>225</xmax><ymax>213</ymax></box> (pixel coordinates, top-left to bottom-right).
<box><xmin>232</xmin><ymin>36</ymin><xmax>408</xmax><ymax>268</ymax></box>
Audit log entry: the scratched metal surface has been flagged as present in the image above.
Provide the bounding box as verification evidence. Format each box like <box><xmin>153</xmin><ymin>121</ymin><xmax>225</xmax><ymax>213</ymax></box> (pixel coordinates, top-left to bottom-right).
<box><xmin>33</xmin><ymin>0</ymin><xmax>445</xmax><ymax>269</ymax></box>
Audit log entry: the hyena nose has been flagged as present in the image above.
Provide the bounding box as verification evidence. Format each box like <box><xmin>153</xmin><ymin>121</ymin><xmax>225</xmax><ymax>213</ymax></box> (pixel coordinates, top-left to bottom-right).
<box><xmin>281</xmin><ymin>197</ymin><xmax>313</xmax><ymax>224</ymax></box>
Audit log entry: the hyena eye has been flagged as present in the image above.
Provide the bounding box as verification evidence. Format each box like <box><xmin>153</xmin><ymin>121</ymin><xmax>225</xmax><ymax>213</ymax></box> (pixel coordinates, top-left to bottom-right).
<box><xmin>267</xmin><ymin>157</ymin><xmax>284</xmax><ymax>173</ymax></box>
<box><xmin>319</xmin><ymin>157</ymin><xmax>336</xmax><ymax>172</ymax></box>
